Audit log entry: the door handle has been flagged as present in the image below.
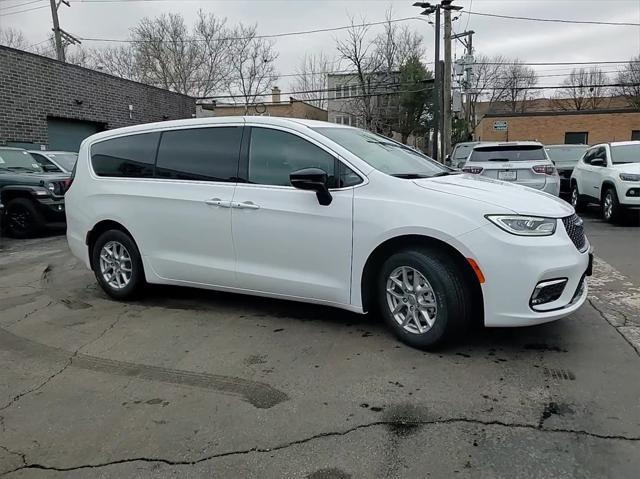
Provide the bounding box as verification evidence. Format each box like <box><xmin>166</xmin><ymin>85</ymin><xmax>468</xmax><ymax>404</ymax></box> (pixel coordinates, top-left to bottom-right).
<box><xmin>205</xmin><ymin>198</ymin><xmax>232</xmax><ymax>208</ymax></box>
<box><xmin>233</xmin><ymin>201</ymin><xmax>260</xmax><ymax>210</ymax></box>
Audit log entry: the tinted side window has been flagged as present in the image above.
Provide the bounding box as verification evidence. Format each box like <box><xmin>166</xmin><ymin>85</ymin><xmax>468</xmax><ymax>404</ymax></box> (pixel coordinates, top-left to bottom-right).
<box><xmin>582</xmin><ymin>149</ymin><xmax>595</xmax><ymax>164</ymax></box>
<box><xmin>31</xmin><ymin>153</ymin><xmax>58</xmax><ymax>170</ymax></box>
<box><xmin>92</xmin><ymin>133</ymin><xmax>160</xmax><ymax>178</ymax></box>
<box><xmin>156</xmin><ymin>127</ymin><xmax>242</xmax><ymax>182</ymax></box>
<box><xmin>338</xmin><ymin>162</ymin><xmax>363</xmax><ymax>187</ymax></box>
<box><xmin>248</xmin><ymin>128</ymin><xmax>336</xmax><ymax>187</ymax></box>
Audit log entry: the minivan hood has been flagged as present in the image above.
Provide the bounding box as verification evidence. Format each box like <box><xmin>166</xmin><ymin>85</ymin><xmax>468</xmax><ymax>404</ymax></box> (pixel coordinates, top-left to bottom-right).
<box><xmin>612</xmin><ymin>163</ymin><xmax>640</xmax><ymax>174</ymax></box>
<box><xmin>412</xmin><ymin>173</ymin><xmax>573</xmax><ymax>217</ymax></box>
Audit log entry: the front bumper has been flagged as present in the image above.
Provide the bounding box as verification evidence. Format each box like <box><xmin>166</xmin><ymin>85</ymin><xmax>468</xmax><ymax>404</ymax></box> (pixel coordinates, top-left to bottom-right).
<box><xmin>34</xmin><ymin>196</ymin><xmax>66</xmax><ymax>224</ymax></box>
<box><xmin>459</xmin><ymin>221</ymin><xmax>590</xmax><ymax>327</ymax></box>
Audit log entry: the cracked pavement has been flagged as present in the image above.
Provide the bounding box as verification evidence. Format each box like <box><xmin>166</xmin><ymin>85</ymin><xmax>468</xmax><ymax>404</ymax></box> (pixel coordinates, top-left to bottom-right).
<box><xmin>0</xmin><ymin>212</ymin><xmax>639</xmax><ymax>478</ymax></box>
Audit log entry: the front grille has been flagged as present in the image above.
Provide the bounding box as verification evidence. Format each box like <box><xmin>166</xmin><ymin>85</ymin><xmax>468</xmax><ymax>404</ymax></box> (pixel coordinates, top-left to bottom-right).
<box><xmin>562</xmin><ymin>214</ymin><xmax>586</xmax><ymax>252</ymax></box>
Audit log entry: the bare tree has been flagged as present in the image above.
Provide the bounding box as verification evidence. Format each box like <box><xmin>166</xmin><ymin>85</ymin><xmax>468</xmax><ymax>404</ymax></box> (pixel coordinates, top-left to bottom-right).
<box><xmin>552</xmin><ymin>67</ymin><xmax>609</xmax><ymax>110</ymax></box>
<box><xmin>497</xmin><ymin>60</ymin><xmax>538</xmax><ymax>113</ymax></box>
<box><xmin>335</xmin><ymin>16</ymin><xmax>384</xmax><ymax>129</ymax></box>
<box><xmin>292</xmin><ymin>52</ymin><xmax>334</xmax><ymax>109</ymax></box>
<box><xmin>614</xmin><ymin>55</ymin><xmax>640</xmax><ymax>110</ymax></box>
<box><xmin>90</xmin><ymin>45</ymin><xmax>144</xmax><ymax>81</ymax></box>
<box><xmin>226</xmin><ymin>23</ymin><xmax>278</xmax><ymax>107</ymax></box>
<box><xmin>461</xmin><ymin>55</ymin><xmax>508</xmax><ymax>132</ymax></box>
<box><xmin>129</xmin><ymin>11</ymin><xmax>233</xmax><ymax>97</ymax></box>
<box><xmin>0</xmin><ymin>26</ymin><xmax>29</xmax><ymax>50</ymax></box>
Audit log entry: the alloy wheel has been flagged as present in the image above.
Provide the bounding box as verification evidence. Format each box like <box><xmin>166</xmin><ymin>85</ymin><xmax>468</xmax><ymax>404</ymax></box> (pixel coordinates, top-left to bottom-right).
<box><xmin>99</xmin><ymin>241</ymin><xmax>133</xmax><ymax>289</ymax></box>
<box><xmin>603</xmin><ymin>193</ymin><xmax>613</xmax><ymax>220</ymax></box>
<box><xmin>385</xmin><ymin>266</ymin><xmax>438</xmax><ymax>335</ymax></box>
<box><xmin>8</xmin><ymin>205</ymin><xmax>30</xmax><ymax>234</ymax></box>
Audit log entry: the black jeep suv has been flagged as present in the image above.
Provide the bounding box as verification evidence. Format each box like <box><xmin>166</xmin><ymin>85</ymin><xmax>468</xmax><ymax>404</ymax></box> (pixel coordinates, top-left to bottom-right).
<box><xmin>0</xmin><ymin>147</ymin><xmax>70</xmax><ymax>238</ymax></box>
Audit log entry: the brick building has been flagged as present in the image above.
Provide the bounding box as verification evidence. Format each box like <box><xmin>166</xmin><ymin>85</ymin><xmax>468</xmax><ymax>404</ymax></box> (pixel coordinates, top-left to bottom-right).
<box><xmin>197</xmin><ymin>87</ymin><xmax>327</xmax><ymax>121</ymax></box>
<box><xmin>472</xmin><ymin>96</ymin><xmax>639</xmax><ymax>144</ymax></box>
<box><xmin>0</xmin><ymin>46</ymin><xmax>195</xmax><ymax>151</ymax></box>
<box><xmin>476</xmin><ymin>109</ymin><xmax>640</xmax><ymax>144</ymax></box>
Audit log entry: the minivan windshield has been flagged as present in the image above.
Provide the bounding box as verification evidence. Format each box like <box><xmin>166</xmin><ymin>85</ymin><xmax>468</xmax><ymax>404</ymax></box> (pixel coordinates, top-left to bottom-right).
<box><xmin>313</xmin><ymin>127</ymin><xmax>451</xmax><ymax>178</ymax></box>
<box><xmin>611</xmin><ymin>144</ymin><xmax>640</xmax><ymax>164</ymax></box>
<box><xmin>0</xmin><ymin>149</ymin><xmax>43</xmax><ymax>173</ymax></box>
<box><xmin>469</xmin><ymin>145</ymin><xmax>546</xmax><ymax>162</ymax></box>
<box><xmin>545</xmin><ymin>145</ymin><xmax>589</xmax><ymax>164</ymax></box>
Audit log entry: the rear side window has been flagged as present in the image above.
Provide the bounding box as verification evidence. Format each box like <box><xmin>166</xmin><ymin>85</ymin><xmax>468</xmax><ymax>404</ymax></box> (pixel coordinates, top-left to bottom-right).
<box><xmin>91</xmin><ymin>133</ymin><xmax>160</xmax><ymax>178</ymax></box>
<box><xmin>156</xmin><ymin>127</ymin><xmax>242</xmax><ymax>182</ymax></box>
<box><xmin>470</xmin><ymin>145</ymin><xmax>546</xmax><ymax>162</ymax></box>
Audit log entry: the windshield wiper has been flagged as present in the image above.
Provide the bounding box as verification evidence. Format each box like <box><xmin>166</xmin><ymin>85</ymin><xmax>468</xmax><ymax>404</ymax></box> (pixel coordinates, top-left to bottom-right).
<box><xmin>430</xmin><ymin>171</ymin><xmax>461</xmax><ymax>177</ymax></box>
<box><xmin>6</xmin><ymin>166</ymin><xmax>38</xmax><ymax>172</ymax></box>
<box><xmin>391</xmin><ymin>173</ymin><xmax>430</xmax><ymax>179</ymax></box>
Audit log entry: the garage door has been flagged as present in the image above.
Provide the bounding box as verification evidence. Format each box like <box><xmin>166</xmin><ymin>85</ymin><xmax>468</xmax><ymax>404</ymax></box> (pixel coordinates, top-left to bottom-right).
<box><xmin>47</xmin><ymin>118</ymin><xmax>105</xmax><ymax>152</ymax></box>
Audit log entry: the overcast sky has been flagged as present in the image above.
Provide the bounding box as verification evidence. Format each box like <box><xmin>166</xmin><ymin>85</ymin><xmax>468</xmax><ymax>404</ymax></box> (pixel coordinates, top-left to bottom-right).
<box><xmin>2</xmin><ymin>0</ymin><xmax>639</xmax><ymax>93</ymax></box>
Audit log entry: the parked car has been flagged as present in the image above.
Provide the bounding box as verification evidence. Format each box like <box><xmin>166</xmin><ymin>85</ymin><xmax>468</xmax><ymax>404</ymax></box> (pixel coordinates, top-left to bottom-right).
<box><xmin>545</xmin><ymin>144</ymin><xmax>589</xmax><ymax>195</ymax></box>
<box><xmin>0</xmin><ymin>147</ymin><xmax>70</xmax><ymax>237</ymax></box>
<box><xmin>571</xmin><ymin>141</ymin><xmax>640</xmax><ymax>222</ymax></box>
<box><xmin>448</xmin><ymin>141</ymin><xmax>481</xmax><ymax>169</ymax></box>
<box><xmin>462</xmin><ymin>141</ymin><xmax>560</xmax><ymax>196</ymax></box>
<box><xmin>29</xmin><ymin>150</ymin><xmax>78</xmax><ymax>174</ymax></box>
<box><xmin>66</xmin><ymin>117</ymin><xmax>591</xmax><ymax>349</ymax></box>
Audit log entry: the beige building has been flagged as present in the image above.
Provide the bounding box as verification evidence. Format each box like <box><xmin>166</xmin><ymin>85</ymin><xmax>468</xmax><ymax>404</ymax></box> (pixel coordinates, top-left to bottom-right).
<box><xmin>476</xmin><ymin>109</ymin><xmax>640</xmax><ymax>145</ymax></box>
<box><xmin>196</xmin><ymin>87</ymin><xmax>327</xmax><ymax>121</ymax></box>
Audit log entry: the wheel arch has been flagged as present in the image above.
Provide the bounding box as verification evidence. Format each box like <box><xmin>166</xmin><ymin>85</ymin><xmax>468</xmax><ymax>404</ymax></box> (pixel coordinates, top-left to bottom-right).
<box><xmin>360</xmin><ymin>234</ymin><xmax>484</xmax><ymax>326</ymax></box>
<box><xmin>600</xmin><ymin>180</ymin><xmax>617</xmax><ymax>201</ymax></box>
<box><xmin>86</xmin><ymin>220</ymin><xmax>138</xmax><ymax>270</ymax></box>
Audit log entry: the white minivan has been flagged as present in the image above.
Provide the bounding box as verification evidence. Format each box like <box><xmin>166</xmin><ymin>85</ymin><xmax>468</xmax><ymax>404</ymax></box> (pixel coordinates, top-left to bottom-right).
<box><xmin>66</xmin><ymin>117</ymin><xmax>591</xmax><ymax>349</ymax></box>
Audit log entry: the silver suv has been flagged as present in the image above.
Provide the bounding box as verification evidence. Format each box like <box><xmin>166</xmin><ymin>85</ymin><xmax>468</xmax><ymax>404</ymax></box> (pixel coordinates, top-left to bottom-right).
<box><xmin>462</xmin><ymin>141</ymin><xmax>560</xmax><ymax>195</ymax></box>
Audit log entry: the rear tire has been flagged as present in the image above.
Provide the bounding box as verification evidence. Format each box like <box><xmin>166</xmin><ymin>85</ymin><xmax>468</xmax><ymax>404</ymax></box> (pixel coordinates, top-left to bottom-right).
<box><xmin>570</xmin><ymin>184</ymin><xmax>587</xmax><ymax>213</ymax></box>
<box><xmin>602</xmin><ymin>187</ymin><xmax>621</xmax><ymax>223</ymax></box>
<box><xmin>91</xmin><ymin>229</ymin><xmax>145</xmax><ymax>300</ymax></box>
<box><xmin>5</xmin><ymin>198</ymin><xmax>45</xmax><ymax>238</ymax></box>
<box><xmin>377</xmin><ymin>248</ymin><xmax>471</xmax><ymax>350</ymax></box>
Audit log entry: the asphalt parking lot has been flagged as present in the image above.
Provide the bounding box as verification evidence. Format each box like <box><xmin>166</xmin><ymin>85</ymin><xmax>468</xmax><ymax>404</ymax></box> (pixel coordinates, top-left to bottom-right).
<box><xmin>1</xmin><ymin>212</ymin><xmax>639</xmax><ymax>478</ymax></box>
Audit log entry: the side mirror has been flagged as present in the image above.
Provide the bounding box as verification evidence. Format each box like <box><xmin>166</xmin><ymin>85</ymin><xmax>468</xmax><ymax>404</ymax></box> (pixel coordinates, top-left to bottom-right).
<box><xmin>42</xmin><ymin>164</ymin><xmax>60</xmax><ymax>172</ymax></box>
<box><xmin>591</xmin><ymin>158</ymin><xmax>605</xmax><ymax>167</ymax></box>
<box><xmin>290</xmin><ymin>167</ymin><xmax>333</xmax><ymax>206</ymax></box>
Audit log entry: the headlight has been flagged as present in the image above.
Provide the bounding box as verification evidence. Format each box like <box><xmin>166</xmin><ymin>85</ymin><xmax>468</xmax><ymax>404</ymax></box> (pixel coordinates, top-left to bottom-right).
<box><xmin>619</xmin><ymin>173</ymin><xmax>640</xmax><ymax>182</ymax></box>
<box><xmin>486</xmin><ymin>215</ymin><xmax>557</xmax><ymax>236</ymax></box>
<box><xmin>46</xmin><ymin>182</ymin><xmax>56</xmax><ymax>193</ymax></box>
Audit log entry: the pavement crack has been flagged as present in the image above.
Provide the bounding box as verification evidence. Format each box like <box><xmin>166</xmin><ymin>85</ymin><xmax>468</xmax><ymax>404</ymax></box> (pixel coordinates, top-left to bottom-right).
<box><xmin>4</xmin><ymin>417</ymin><xmax>639</xmax><ymax>475</ymax></box>
<box><xmin>0</xmin><ymin>444</ymin><xmax>27</xmax><ymax>468</ymax></box>
<box><xmin>0</xmin><ymin>310</ymin><xmax>127</xmax><ymax>414</ymax></box>
<box><xmin>588</xmin><ymin>298</ymin><xmax>640</xmax><ymax>357</ymax></box>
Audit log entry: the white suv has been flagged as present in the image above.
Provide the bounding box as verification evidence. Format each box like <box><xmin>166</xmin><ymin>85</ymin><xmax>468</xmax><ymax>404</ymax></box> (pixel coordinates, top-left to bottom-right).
<box><xmin>66</xmin><ymin>117</ymin><xmax>591</xmax><ymax>349</ymax></box>
<box><xmin>570</xmin><ymin>141</ymin><xmax>640</xmax><ymax>222</ymax></box>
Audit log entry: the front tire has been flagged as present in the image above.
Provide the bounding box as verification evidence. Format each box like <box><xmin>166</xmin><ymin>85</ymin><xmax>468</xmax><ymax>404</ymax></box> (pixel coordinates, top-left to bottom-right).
<box><xmin>91</xmin><ymin>229</ymin><xmax>145</xmax><ymax>300</ymax></box>
<box><xmin>5</xmin><ymin>198</ymin><xmax>45</xmax><ymax>238</ymax></box>
<box><xmin>377</xmin><ymin>249</ymin><xmax>471</xmax><ymax>349</ymax></box>
<box><xmin>602</xmin><ymin>188</ymin><xmax>621</xmax><ymax>223</ymax></box>
<box><xmin>570</xmin><ymin>184</ymin><xmax>587</xmax><ymax>212</ymax></box>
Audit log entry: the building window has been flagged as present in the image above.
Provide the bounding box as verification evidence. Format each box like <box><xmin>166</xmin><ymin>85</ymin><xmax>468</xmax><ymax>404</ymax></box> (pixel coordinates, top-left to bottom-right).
<box><xmin>335</xmin><ymin>85</ymin><xmax>343</xmax><ymax>99</ymax></box>
<box><xmin>565</xmin><ymin>132</ymin><xmax>588</xmax><ymax>144</ymax></box>
<box><xmin>632</xmin><ymin>130</ymin><xmax>640</xmax><ymax>141</ymax></box>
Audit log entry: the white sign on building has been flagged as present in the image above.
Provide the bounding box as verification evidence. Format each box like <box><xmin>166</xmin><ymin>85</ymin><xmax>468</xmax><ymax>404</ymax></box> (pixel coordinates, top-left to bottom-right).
<box><xmin>493</xmin><ymin>120</ymin><xmax>508</xmax><ymax>131</ymax></box>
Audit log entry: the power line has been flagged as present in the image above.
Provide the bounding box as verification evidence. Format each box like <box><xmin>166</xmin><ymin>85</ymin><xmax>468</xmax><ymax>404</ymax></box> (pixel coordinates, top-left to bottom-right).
<box><xmin>0</xmin><ymin>0</ymin><xmax>44</xmax><ymax>11</ymax></box>
<box><xmin>196</xmin><ymin>86</ymin><xmax>434</xmax><ymax>102</ymax></box>
<box><xmin>79</xmin><ymin>16</ymin><xmax>420</xmax><ymax>43</ymax></box>
<box><xmin>0</xmin><ymin>2</ymin><xmax>46</xmax><ymax>15</ymax></box>
<box><xmin>463</xmin><ymin>10</ymin><xmax>640</xmax><ymax>27</ymax></box>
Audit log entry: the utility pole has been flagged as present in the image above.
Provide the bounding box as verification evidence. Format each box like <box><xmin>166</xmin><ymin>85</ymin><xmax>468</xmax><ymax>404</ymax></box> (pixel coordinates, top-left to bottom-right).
<box><xmin>452</xmin><ymin>30</ymin><xmax>475</xmax><ymax>139</ymax></box>
<box><xmin>413</xmin><ymin>2</ymin><xmax>440</xmax><ymax>161</ymax></box>
<box><xmin>414</xmin><ymin>1</ymin><xmax>462</xmax><ymax>162</ymax></box>
<box><xmin>49</xmin><ymin>0</ymin><xmax>65</xmax><ymax>62</ymax></box>
<box><xmin>443</xmin><ymin>7</ymin><xmax>452</xmax><ymax>162</ymax></box>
